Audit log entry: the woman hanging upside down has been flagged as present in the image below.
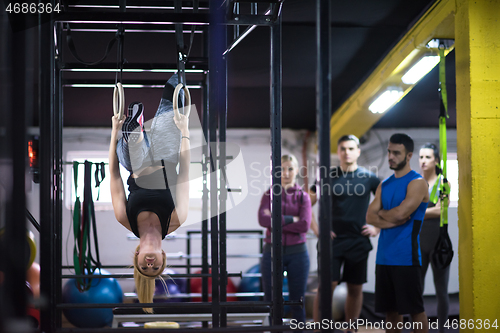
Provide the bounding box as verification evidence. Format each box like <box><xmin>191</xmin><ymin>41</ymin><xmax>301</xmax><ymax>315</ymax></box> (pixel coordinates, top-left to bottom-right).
<box><xmin>108</xmin><ymin>74</ymin><xmax>190</xmax><ymax>312</ymax></box>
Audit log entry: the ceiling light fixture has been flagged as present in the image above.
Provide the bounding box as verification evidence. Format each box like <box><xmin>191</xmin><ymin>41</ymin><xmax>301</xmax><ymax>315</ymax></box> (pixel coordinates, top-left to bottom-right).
<box><xmin>401</xmin><ymin>55</ymin><xmax>440</xmax><ymax>85</ymax></box>
<box><xmin>368</xmin><ymin>89</ymin><xmax>404</xmax><ymax>114</ymax></box>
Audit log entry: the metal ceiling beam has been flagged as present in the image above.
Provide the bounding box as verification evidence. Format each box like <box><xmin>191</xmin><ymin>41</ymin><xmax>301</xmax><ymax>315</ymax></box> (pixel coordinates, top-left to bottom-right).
<box><xmin>61</xmin><ymin>79</ymin><xmax>203</xmax><ymax>88</ymax></box>
<box><xmin>63</xmin><ymin>0</ymin><xmax>209</xmax><ymax>9</ymax></box>
<box><xmin>329</xmin><ymin>0</ymin><xmax>455</xmax><ymax>148</ymax></box>
<box><xmin>60</xmin><ymin>23</ymin><xmax>205</xmax><ymax>33</ymax></box>
<box><xmin>55</xmin><ymin>12</ymin><xmax>274</xmax><ymax>26</ymax></box>
<box><xmin>61</xmin><ymin>61</ymin><xmax>208</xmax><ymax>71</ymax></box>
<box><xmin>55</xmin><ymin>12</ymin><xmax>210</xmax><ymax>25</ymax></box>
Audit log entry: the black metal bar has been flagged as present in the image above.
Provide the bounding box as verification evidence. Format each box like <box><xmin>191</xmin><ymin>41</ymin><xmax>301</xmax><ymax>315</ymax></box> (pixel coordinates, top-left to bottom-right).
<box><xmin>201</xmin><ymin>26</ymin><xmax>210</xmax><ymax>314</ymax></box>
<box><xmin>58</xmin><ymin>301</ymin><xmax>274</xmax><ymax>309</ymax></box>
<box><xmin>174</xmin><ymin>0</ymin><xmax>186</xmax><ymax>88</ymax></box>
<box><xmin>186</xmin><ymin>229</ymin><xmax>192</xmax><ymax>299</ymax></box>
<box><xmin>55</xmin><ymin>12</ymin><xmax>210</xmax><ymax>24</ymax></box>
<box><xmin>316</xmin><ymin>0</ymin><xmax>333</xmax><ymax>327</ymax></box>
<box><xmin>62</xmin><ymin>264</ymin><xmax>207</xmax><ymax>269</ymax></box>
<box><xmin>62</xmin><ymin>273</ymin><xmax>242</xmax><ymax>279</ymax></box>
<box><xmin>233</xmin><ymin>2</ymin><xmax>240</xmax><ymax>38</ymax></box>
<box><xmin>62</xmin><ymin>0</ymin><xmax>210</xmax><ymax>7</ymax></box>
<box><xmin>39</xmin><ymin>7</ymin><xmax>58</xmax><ymax>333</ymax></box>
<box><xmin>270</xmin><ymin>0</ymin><xmax>283</xmax><ymax>23</ymax></box>
<box><xmin>224</xmin><ymin>23</ymin><xmax>258</xmax><ymax>55</ymax></box>
<box><xmin>3</xmin><ymin>10</ymin><xmax>29</xmax><ymax>324</ymax></box>
<box><xmin>62</xmin><ymin>0</ymin><xmax>209</xmax><ymax>7</ymax></box>
<box><xmin>234</xmin><ymin>0</ymin><xmax>280</xmax><ymax>3</ymax></box>
<box><xmin>26</xmin><ymin>209</ymin><xmax>40</xmax><ymax>232</ymax></box>
<box><xmin>55</xmin><ymin>20</ymin><xmax>65</xmax><ymax>332</ymax></box>
<box><xmin>0</xmin><ymin>10</ymin><xmax>11</xmax><ymax>331</ymax></box>
<box><xmin>209</xmin><ymin>0</ymin><xmax>223</xmax><ymax>327</ymax></box>
<box><xmin>60</xmin><ymin>24</ymin><xmax>206</xmax><ymax>33</ymax></box>
<box><xmin>219</xmin><ymin>18</ymin><xmax>229</xmax><ymax>327</ymax></box>
<box><xmin>270</xmin><ymin>4</ymin><xmax>283</xmax><ymax>327</ymax></box>
<box><xmin>251</xmin><ymin>2</ymin><xmax>258</xmax><ymax>15</ymax></box>
<box><xmin>56</xmin><ymin>325</ymin><xmax>295</xmax><ymax>333</ymax></box>
<box><xmin>227</xmin><ymin>15</ymin><xmax>273</xmax><ymax>26</ymax></box>
<box><xmin>61</xmin><ymin>79</ymin><xmax>204</xmax><ymax>87</ymax></box>
<box><xmin>188</xmin><ymin>229</ymin><xmax>264</xmax><ymax>234</ymax></box>
<box><xmin>61</xmin><ymin>61</ymin><xmax>208</xmax><ymax>70</ymax></box>
<box><xmin>56</xmin><ymin>12</ymin><xmax>272</xmax><ymax>26</ymax></box>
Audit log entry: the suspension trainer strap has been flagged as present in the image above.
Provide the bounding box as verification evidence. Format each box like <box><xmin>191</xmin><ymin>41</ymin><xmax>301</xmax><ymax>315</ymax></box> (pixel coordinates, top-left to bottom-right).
<box><xmin>87</xmin><ymin>162</ymin><xmax>101</xmax><ymax>269</ymax></box>
<box><xmin>94</xmin><ymin>162</ymin><xmax>106</xmax><ymax>201</ymax></box>
<box><xmin>72</xmin><ymin>162</ymin><xmax>83</xmax><ymax>287</ymax></box>
<box><xmin>174</xmin><ymin>0</ymin><xmax>187</xmax><ymax>89</ymax></box>
<box><xmin>429</xmin><ymin>175</ymin><xmax>440</xmax><ymax>205</ymax></box>
<box><xmin>73</xmin><ymin>161</ymin><xmax>91</xmax><ymax>291</ymax></box>
<box><xmin>174</xmin><ymin>0</ymin><xmax>198</xmax><ymax>90</ymax></box>
<box><xmin>186</xmin><ymin>0</ymin><xmax>199</xmax><ymax>59</ymax></box>
<box><xmin>432</xmin><ymin>47</ymin><xmax>454</xmax><ymax>270</ymax></box>
<box><xmin>66</xmin><ymin>23</ymin><xmax>120</xmax><ymax>66</ymax></box>
<box><xmin>84</xmin><ymin>162</ymin><xmax>102</xmax><ymax>270</ymax></box>
<box><xmin>438</xmin><ymin>47</ymin><xmax>450</xmax><ymax>227</ymax></box>
<box><xmin>72</xmin><ymin>161</ymin><xmax>103</xmax><ymax>291</ymax></box>
<box><xmin>115</xmin><ymin>26</ymin><xmax>125</xmax><ymax>85</ymax></box>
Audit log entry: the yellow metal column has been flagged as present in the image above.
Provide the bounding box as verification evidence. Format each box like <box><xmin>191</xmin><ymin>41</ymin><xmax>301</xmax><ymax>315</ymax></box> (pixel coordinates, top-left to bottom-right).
<box><xmin>455</xmin><ymin>0</ymin><xmax>500</xmax><ymax>328</ymax></box>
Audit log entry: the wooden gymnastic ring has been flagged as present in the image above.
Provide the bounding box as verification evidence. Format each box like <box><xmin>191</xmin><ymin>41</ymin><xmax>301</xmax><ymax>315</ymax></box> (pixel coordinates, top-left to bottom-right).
<box><xmin>113</xmin><ymin>82</ymin><xmax>125</xmax><ymax>119</ymax></box>
<box><xmin>172</xmin><ymin>83</ymin><xmax>191</xmax><ymax>120</ymax></box>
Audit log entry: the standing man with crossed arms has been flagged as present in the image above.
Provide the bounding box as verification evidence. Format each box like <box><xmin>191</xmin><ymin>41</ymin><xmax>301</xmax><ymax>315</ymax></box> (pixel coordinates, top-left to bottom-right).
<box><xmin>367</xmin><ymin>133</ymin><xmax>429</xmax><ymax>333</ymax></box>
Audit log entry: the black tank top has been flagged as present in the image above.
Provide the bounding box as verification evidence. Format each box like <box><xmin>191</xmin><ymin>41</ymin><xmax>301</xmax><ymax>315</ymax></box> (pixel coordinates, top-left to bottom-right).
<box><xmin>126</xmin><ymin>166</ymin><xmax>176</xmax><ymax>239</ymax></box>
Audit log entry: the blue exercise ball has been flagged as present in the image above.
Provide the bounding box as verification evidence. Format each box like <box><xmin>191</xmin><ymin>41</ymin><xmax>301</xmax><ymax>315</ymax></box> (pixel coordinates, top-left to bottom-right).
<box><xmin>62</xmin><ymin>269</ymin><xmax>123</xmax><ymax>328</ymax></box>
<box><xmin>238</xmin><ymin>264</ymin><xmax>261</xmax><ymax>301</ymax></box>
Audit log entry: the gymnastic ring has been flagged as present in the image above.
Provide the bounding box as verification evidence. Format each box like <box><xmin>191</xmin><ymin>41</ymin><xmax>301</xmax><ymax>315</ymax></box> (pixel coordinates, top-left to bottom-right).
<box><xmin>113</xmin><ymin>82</ymin><xmax>125</xmax><ymax>119</ymax></box>
<box><xmin>172</xmin><ymin>83</ymin><xmax>191</xmax><ymax>120</ymax></box>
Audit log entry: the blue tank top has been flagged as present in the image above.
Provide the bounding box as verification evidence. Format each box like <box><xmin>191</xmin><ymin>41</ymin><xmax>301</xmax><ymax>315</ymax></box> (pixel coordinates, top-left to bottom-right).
<box><xmin>376</xmin><ymin>170</ymin><xmax>428</xmax><ymax>266</ymax></box>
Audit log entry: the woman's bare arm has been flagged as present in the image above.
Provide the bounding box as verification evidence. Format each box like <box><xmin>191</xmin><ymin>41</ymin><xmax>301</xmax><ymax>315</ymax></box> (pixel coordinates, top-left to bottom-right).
<box><xmin>109</xmin><ymin>115</ymin><xmax>131</xmax><ymax>231</ymax></box>
<box><xmin>173</xmin><ymin>113</ymin><xmax>190</xmax><ymax>225</ymax></box>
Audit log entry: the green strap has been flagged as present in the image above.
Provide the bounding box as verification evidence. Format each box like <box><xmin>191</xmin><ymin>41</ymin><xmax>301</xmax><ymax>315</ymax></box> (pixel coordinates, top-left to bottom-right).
<box><xmin>72</xmin><ymin>162</ymin><xmax>84</xmax><ymax>288</ymax></box>
<box><xmin>439</xmin><ymin>48</ymin><xmax>449</xmax><ymax>117</ymax></box>
<box><xmin>438</xmin><ymin>49</ymin><xmax>450</xmax><ymax>227</ymax></box>
<box><xmin>429</xmin><ymin>175</ymin><xmax>440</xmax><ymax>205</ymax></box>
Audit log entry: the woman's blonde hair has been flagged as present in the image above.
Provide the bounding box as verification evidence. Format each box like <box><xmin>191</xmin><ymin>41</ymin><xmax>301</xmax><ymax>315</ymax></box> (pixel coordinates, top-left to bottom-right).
<box><xmin>133</xmin><ymin>245</ymin><xmax>167</xmax><ymax>313</ymax></box>
<box><xmin>281</xmin><ymin>154</ymin><xmax>299</xmax><ymax>170</ymax></box>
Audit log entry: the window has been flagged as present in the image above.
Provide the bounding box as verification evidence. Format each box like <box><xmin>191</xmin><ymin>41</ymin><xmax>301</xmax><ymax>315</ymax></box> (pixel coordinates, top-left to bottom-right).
<box><xmin>65</xmin><ymin>151</ymin><xmax>129</xmax><ymax>211</ymax></box>
<box><xmin>446</xmin><ymin>154</ymin><xmax>459</xmax><ymax>207</ymax></box>
<box><xmin>188</xmin><ymin>163</ymin><xmax>222</xmax><ymax>199</ymax></box>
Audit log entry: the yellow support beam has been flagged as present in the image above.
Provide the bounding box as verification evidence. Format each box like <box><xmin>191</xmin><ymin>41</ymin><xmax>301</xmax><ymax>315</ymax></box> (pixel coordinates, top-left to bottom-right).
<box><xmin>329</xmin><ymin>0</ymin><xmax>455</xmax><ymax>147</ymax></box>
<box><xmin>455</xmin><ymin>0</ymin><xmax>500</xmax><ymax>329</ymax></box>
